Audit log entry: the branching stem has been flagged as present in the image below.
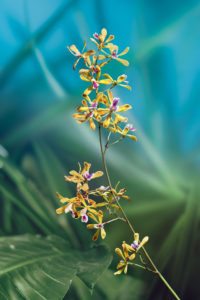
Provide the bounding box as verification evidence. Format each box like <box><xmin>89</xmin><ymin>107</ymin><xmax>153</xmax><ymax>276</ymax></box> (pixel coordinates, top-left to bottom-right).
<box><xmin>98</xmin><ymin>124</ymin><xmax>180</xmax><ymax>300</ymax></box>
<box><xmin>103</xmin><ymin>217</ymin><xmax>126</xmax><ymax>225</ymax></box>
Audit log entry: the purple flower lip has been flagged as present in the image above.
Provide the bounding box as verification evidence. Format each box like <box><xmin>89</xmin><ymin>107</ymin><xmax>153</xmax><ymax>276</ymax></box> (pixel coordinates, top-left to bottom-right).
<box><xmin>110</xmin><ymin>97</ymin><xmax>120</xmax><ymax>111</ymax></box>
<box><xmin>75</xmin><ymin>53</ymin><xmax>81</xmax><ymax>58</ymax></box>
<box><xmin>93</xmin><ymin>67</ymin><xmax>98</xmax><ymax>73</ymax></box>
<box><xmin>97</xmin><ymin>224</ymin><xmax>103</xmax><ymax>229</ymax></box>
<box><xmin>131</xmin><ymin>241</ymin><xmax>139</xmax><ymax>250</ymax></box>
<box><xmin>83</xmin><ymin>171</ymin><xmax>94</xmax><ymax>180</ymax></box>
<box><xmin>112</xmin><ymin>51</ymin><xmax>118</xmax><ymax>59</ymax></box>
<box><xmin>81</xmin><ymin>214</ymin><xmax>88</xmax><ymax>223</ymax></box>
<box><xmin>93</xmin><ymin>33</ymin><xmax>99</xmax><ymax>39</ymax></box>
<box><xmin>80</xmin><ymin>208</ymin><xmax>88</xmax><ymax>223</ymax></box>
<box><xmin>93</xmin><ymin>80</ymin><xmax>99</xmax><ymax>89</ymax></box>
<box><xmin>125</xmin><ymin>124</ymin><xmax>136</xmax><ymax>131</ymax></box>
<box><xmin>90</xmin><ymin>102</ymin><xmax>97</xmax><ymax>109</ymax></box>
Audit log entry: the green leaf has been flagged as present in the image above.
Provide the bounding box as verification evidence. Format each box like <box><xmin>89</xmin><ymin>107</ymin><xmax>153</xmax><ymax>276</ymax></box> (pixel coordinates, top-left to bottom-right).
<box><xmin>0</xmin><ymin>234</ymin><xmax>112</xmax><ymax>300</ymax></box>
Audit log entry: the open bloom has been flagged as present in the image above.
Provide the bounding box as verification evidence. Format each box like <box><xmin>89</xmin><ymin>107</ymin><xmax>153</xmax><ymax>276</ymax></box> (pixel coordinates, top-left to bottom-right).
<box><xmin>108</xmin><ymin>123</ymin><xmax>137</xmax><ymax>141</ymax></box>
<box><xmin>82</xmin><ymin>55</ymin><xmax>102</xmax><ymax>73</ymax></box>
<box><xmin>114</xmin><ymin>241</ymin><xmax>136</xmax><ymax>275</ymax></box>
<box><xmin>125</xmin><ymin>233</ymin><xmax>149</xmax><ymax>253</ymax></box>
<box><xmin>73</xmin><ymin>92</ymin><xmax>106</xmax><ymax>130</ymax></box>
<box><xmin>102</xmin><ymin>74</ymin><xmax>131</xmax><ymax>90</ymax></box>
<box><xmin>90</xmin><ymin>28</ymin><xmax>114</xmax><ymax>50</ymax></box>
<box><xmin>110</xmin><ymin>184</ymin><xmax>130</xmax><ymax>202</ymax></box>
<box><xmin>65</xmin><ymin>162</ymin><xmax>103</xmax><ymax>191</ymax></box>
<box><xmin>73</xmin><ymin>93</ymin><xmax>107</xmax><ymax>130</ymax></box>
<box><xmin>100</xmin><ymin>44</ymin><xmax>130</xmax><ymax>66</ymax></box>
<box><xmin>73</xmin><ymin>99</ymin><xmax>99</xmax><ymax>130</ymax></box>
<box><xmin>56</xmin><ymin>193</ymin><xmax>82</xmax><ymax>217</ymax></box>
<box><xmin>79</xmin><ymin>69</ymin><xmax>112</xmax><ymax>99</ymax></box>
<box><xmin>56</xmin><ymin>191</ymin><xmax>107</xmax><ymax>223</ymax></box>
<box><xmin>97</xmin><ymin>90</ymin><xmax>132</xmax><ymax>128</ymax></box>
<box><xmin>87</xmin><ymin>210</ymin><xmax>106</xmax><ymax>241</ymax></box>
<box><xmin>77</xmin><ymin>193</ymin><xmax>107</xmax><ymax>222</ymax></box>
<box><xmin>67</xmin><ymin>41</ymin><xmax>95</xmax><ymax>70</ymax></box>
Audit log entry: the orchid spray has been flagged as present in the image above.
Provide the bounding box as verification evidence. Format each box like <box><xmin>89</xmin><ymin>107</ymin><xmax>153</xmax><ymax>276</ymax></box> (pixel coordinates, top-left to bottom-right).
<box><xmin>57</xmin><ymin>28</ymin><xmax>180</xmax><ymax>300</ymax></box>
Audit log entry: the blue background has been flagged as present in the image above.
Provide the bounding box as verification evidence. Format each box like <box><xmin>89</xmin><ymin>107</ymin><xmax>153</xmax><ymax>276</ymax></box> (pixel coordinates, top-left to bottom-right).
<box><xmin>0</xmin><ymin>1</ymin><xmax>200</xmax><ymax>299</ymax></box>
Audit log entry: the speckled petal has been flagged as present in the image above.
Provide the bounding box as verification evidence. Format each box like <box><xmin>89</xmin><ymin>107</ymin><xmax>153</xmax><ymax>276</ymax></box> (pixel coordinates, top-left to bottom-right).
<box><xmin>92</xmin><ymin>228</ymin><xmax>100</xmax><ymax>241</ymax></box>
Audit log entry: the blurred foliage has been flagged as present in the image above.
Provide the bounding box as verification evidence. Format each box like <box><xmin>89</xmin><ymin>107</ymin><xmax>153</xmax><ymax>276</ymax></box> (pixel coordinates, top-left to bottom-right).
<box><xmin>0</xmin><ymin>0</ymin><xmax>200</xmax><ymax>299</ymax></box>
<box><xmin>0</xmin><ymin>235</ymin><xmax>112</xmax><ymax>299</ymax></box>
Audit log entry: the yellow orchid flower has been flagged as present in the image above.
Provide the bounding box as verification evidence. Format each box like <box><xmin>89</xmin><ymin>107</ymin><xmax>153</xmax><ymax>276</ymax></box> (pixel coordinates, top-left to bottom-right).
<box><xmin>73</xmin><ymin>93</ymin><xmax>107</xmax><ymax>130</ymax></box>
<box><xmin>67</xmin><ymin>41</ymin><xmax>95</xmax><ymax>70</ymax></box>
<box><xmin>56</xmin><ymin>193</ymin><xmax>82</xmax><ymax>217</ymax></box>
<box><xmin>96</xmin><ymin>90</ymin><xmax>132</xmax><ymax>128</ymax></box>
<box><xmin>104</xmin><ymin>44</ymin><xmax>130</xmax><ymax>66</ymax></box>
<box><xmin>73</xmin><ymin>99</ymin><xmax>99</xmax><ymax>130</ymax></box>
<box><xmin>129</xmin><ymin>233</ymin><xmax>149</xmax><ymax>252</ymax></box>
<box><xmin>79</xmin><ymin>69</ymin><xmax>113</xmax><ymax>98</ymax></box>
<box><xmin>102</xmin><ymin>74</ymin><xmax>131</xmax><ymax>90</ymax></box>
<box><xmin>108</xmin><ymin>123</ymin><xmax>137</xmax><ymax>141</ymax></box>
<box><xmin>114</xmin><ymin>241</ymin><xmax>136</xmax><ymax>275</ymax></box>
<box><xmin>92</xmin><ymin>182</ymin><xmax>130</xmax><ymax>203</ymax></box>
<box><xmin>78</xmin><ymin>193</ymin><xmax>107</xmax><ymax>222</ymax></box>
<box><xmin>82</xmin><ymin>55</ymin><xmax>103</xmax><ymax>73</ymax></box>
<box><xmin>87</xmin><ymin>210</ymin><xmax>106</xmax><ymax>241</ymax></box>
<box><xmin>110</xmin><ymin>184</ymin><xmax>130</xmax><ymax>202</ymax></box>
<box><xmin>90</xmin><ymin>28</ymin><xmax>114</xmax><ymax>50</ymax></box>
<box><xmin>65</xmin><ymin>162</ymin><xmax>103</xmax><ymax>192</ymax></box>
<box><xmin>56</xmin><ymin>191</ymin><xmax>107</xmax><ymax>223</ymax></box>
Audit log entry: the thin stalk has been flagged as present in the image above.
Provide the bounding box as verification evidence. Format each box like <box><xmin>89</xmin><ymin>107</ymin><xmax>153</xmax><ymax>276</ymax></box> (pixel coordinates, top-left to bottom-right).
<box><xmin>106</xmin><ymin>136</ymin><xmax>124</xmax><ymax>151</ymax></box>
<box><xmin>98</xmin><ymin>124</ymin><xmax>180</xmax><ymax>300</ymax></box>
<box><xmin>103</xmin><ymin>217</ymin><xmax>126</xmax><ymax>225</ymax></box>
<box><xmin>129</xmin><ymin>262</ymin><xmax>155</xmax><ymax>272</ymax></box>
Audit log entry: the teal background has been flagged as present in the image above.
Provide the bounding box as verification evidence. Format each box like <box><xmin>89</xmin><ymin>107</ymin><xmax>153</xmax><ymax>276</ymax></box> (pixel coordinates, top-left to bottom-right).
<box><xmin>0</xmin><ymin>0</ymin><xmax>200</xmax><ymax>299</ymax></box>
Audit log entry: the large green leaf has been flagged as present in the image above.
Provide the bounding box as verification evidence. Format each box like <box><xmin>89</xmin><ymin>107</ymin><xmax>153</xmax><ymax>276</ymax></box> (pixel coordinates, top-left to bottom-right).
<box><xmin>0</xmin><ymin>234</ymin><xmax>112</xmax><ymax>300</ymax></box>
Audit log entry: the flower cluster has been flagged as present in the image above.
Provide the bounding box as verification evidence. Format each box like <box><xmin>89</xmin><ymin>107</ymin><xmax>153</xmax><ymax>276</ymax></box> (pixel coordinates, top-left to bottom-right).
<box><xmin>56</xmin><ymin>162</ymin><xmax>129</xmax><ymax>241</ymax></box>
<box><xmin>69</xmin><ymin>28</ymin><xmax>136</xmax><ymax>142</ymax></box>
<box><xmin>114</xmin><ymin>233</ymin><xmax>149</xmax><ymax>275</ymax></box>
<box><xmin>56</xmin><ymin>28</ymin><xmax>148</xmax><ymax>276</ymax></box>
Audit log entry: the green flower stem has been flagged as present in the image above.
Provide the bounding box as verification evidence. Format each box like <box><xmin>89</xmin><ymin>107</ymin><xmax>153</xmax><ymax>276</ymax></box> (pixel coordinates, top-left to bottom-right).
<box><xmin>103</xmin><ymin>217</ymin><xmax>126</xmax><ymax>225</ymax></box>
<box><xmin>106</xmin><ymin>136</ymin><xmax>124</xmax><ymax>150</ymax></box>
<box><xmin>98</xmin><ymin>124</ymin><xmax>180</xmax><ymax>300</ymax></box>
<box><xmin>129</xmin><ymin>262</ymin><xmax>155</xmax><ymax>272</ymax></box>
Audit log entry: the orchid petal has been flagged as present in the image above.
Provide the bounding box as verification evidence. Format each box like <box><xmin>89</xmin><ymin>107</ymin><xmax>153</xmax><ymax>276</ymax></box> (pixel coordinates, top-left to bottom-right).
<box><xmin>92</xmin><ymin>171</ymin><xmax>103</xmax><ymax>179</ymax></box>
<box><xmin>88</xmin><ymin>213</ymin><xmax>98</xmax><ymax>223</ymax></box>
<box><xmin>83</xmin><ymin>50</ymin><xmax>96</xmax><ymax>56</ymax></box>
<box><xmin>98</xmin><ymin>79</ymin><xmax>113</xmax><ymax>85</ymax></box>
<box><xmin>83</xmin><ymin>85</ymin><xmax>93</xmax><ymax>98</ymax></box>
<box><xmin>115</xmin><ymin>248</ymin><xmax>125</xmax><ymax>260</ymax></box>
<box><xmin>89</xmin><ymin>118</ymin><xmax>96</xmax><ymax>130</ymax></box>
<box><xmin>92</xmin><ymin>229</ymin><xmax>100</xmax><ymax>241</ymax></box>
<box><xmin>117</xmin><ymin>104</ymin><xmax>132</xmax><ymax>112</ymax></box>
<box><xmin>114</xmin><ymin>268</ymin><xmax>124</xmax><ymax>275</ymax></box>
<box><xmin>116</xmin><ymin>58</ymin><xmax>129</xmax><ymax>66</ymax></box>
<box><xmin>118</xmin><ymin>47</ymin><xmax>130</xmax><ymax>57</ymax></box>
<box><xmin>101</xmin><ymin>228</ymin><xmax>106</xmax><ymax>239</ymax></box>
<box><xmin>119</xmin><ymin>84</ymin><xmax>132</xmax><ymax>90</ymax></box>
<box><xmin>68</xmin><ymin>45</ymin><xmax>80</xmax><ymax>55</ymax></box>
<box><xmin>105</xmin><ymin>35</ymin><xmax>114</xmax><ymax>44</ymax></box>
<box><xmin>107</xmin><ymin>90</ymin><xmax>113</xmax><ymax>104</ymax></box>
